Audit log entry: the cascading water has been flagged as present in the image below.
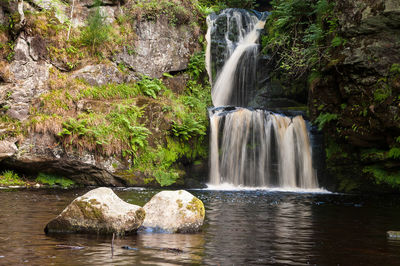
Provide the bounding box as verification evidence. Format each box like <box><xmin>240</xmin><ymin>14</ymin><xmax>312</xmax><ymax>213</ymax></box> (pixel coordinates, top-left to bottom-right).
<box><xmin>207</xmin><ymin>9</ymin><xmax>319</xmax><ymax>189</ymax></box>
<box><xmin>206</xmin><ymin>9</ymin><xmax>268</xmax><ymax>107</ymax></box>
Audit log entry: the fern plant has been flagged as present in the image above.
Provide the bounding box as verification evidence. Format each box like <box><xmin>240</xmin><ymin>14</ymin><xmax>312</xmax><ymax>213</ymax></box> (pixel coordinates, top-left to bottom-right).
<box><xmin>314</xmin><ymin>112</ymin><xmax>338</xmax><ymax>130</ymax></box>
<box><xmin>135</xmin><ymin>76</ymin><xmax>164</xmax><ymax>99</ymax></box>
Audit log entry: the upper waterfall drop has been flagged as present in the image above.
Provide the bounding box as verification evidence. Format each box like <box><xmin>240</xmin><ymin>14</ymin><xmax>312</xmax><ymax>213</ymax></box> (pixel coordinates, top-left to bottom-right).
<box><xmin>206</xmin><ymin>8</ymin><xmax>320</xmax><ymax>190</ymax></box>
<box><xmin>206</xmin><ymin>9</ymin><xmax>268</xmax><ymax>107</ymax></box>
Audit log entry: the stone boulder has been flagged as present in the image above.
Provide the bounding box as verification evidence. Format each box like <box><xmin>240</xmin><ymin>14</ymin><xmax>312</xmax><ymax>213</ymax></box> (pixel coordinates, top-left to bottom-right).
<box><xmin>142</xmin><ymin>190</ymin><xmax>205</xmax><ymax>233</ymax></box>
<box><xmin>45</xmin><ymin>187</ymin><xmax>145</xmax><ymax>235</ymax></box>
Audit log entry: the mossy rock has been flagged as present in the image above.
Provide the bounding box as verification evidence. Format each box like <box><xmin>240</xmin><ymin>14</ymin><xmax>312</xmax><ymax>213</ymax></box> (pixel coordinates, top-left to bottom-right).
<box><xmin>45</xmin><ymin>187</ymin><xmax>145</xmax><ymax>235</ymax></box>
<box><xmin>141</xmin><ymin>190</ymin><xmax>205</xmax><ymax>233</ymax></box>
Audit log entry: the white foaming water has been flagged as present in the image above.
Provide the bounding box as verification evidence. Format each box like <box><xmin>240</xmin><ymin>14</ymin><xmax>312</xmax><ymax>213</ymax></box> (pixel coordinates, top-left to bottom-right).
<box><xmin>209</xmin><ymin>108</ymin><xmax>319</xmax><ymax>189</ymax></box>
<box><xmin>202</xmin><ymin>183</ymin><xmax>331</xmax><ymax>194</ymax></box>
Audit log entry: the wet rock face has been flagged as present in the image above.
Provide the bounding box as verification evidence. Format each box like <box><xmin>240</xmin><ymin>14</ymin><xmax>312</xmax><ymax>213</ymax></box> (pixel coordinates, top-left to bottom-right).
<box><xmin>310</xmin><ymin>0</ymin><xmax>400</xmax><ymax>149</ymax></box>
<box><xmin>141</xmin><ymin>190</ymin><xmax>205</xmax><ymax>233</ymax></box>
<box><xmin>45</xmin><ymin>187</ymin><xmax>145</xmax><ymax>235</ymax></box>
<box><xmin>1</xmin><ymin>132</ymin><xmax>126</xmax><ymax>186</ymax></box>
<box><xmin>308</xmin><ymin>0</ymin><xmax>400</xmax><ymax>191</ymax></box>
<box><xmin>114</xmin><ymin>19</ymin><xmax>199</xmax><ymax>78</ymax></box>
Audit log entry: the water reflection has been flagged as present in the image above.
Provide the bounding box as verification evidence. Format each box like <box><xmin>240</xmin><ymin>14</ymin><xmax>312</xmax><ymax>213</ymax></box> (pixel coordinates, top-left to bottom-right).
<box><xmin>1</xmin><ymin>189</ymin><xmax>400</xmax><ymax>265</ymax></box>
<box><xmin>202</xmin><ymin>191</ymin><xmax>315</xmax><ymax>265</ymax></box>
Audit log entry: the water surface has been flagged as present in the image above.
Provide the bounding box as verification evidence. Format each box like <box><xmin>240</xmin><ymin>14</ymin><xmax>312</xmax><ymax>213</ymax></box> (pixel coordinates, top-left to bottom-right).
<box><xmin>0</xmin><ymin>187</ymin><xmax>399</xmax><ymax>265</ymax></box>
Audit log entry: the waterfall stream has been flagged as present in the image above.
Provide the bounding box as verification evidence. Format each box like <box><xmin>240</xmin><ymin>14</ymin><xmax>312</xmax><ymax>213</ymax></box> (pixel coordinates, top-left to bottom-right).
<box><xmin>207</xmin><ymin>9</ymin><xmax>319</xmax><ymax>189</ymax></box>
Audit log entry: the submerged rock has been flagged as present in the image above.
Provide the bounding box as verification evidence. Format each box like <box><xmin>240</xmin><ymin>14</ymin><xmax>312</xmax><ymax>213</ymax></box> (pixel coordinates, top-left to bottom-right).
<box><xmin>387</xmin><ymin>231</ymin><xmax>400</xmax><ymax>240</ymax></box>
<box><xmin>142</xmin><ymin>190</ymin><xmax>205</xmax><ymax>233</ymax></box>
<box><xmin>45</xmin><ymin>187</ymin><xmax>145</xmax><ymax>235</ymax></box>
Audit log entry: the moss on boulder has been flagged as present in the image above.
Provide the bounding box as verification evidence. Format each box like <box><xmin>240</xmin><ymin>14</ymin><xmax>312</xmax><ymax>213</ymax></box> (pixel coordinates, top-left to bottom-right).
<box><xmin>45</xmin><ymin>187</ymin><xmax>145</xmax><ymax>235</ymax></box>
<box><xmin>141</xmin><ymin>190</ymin><xmax>205</xmax><ymax>233</ymax></box>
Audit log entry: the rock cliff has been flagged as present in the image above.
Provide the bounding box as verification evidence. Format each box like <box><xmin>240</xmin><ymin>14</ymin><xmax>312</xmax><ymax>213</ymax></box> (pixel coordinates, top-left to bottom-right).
<box><xmin>0</xmin><ymin>0</ymin><xmax>208</xmax><ymax>187</ymax></box>
<box><xmin>309</xmin><ymin>0</ymin><xmax>400</xmax><ymax>191</ymax></box>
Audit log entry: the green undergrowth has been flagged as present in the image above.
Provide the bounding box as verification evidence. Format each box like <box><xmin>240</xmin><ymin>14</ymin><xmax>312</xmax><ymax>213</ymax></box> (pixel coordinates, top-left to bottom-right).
<box><xmin>35</xmin><ymin>173</ymin><xmax>75</xmax><ymax>188</ymax></box>
<box><xmin>262</xmin><ymin>0</ymin><xmax>339</xmax><ymax>80</ymax></box>
<box><xmin>129</xmin><ymin>0</ymin><xmax>196</xmax><ymax>26</ymax></box>
<box><xmin>363</xmin><ymin>165</ymin><xmax>400</xmax><ymax>189</ymax></box>
<box><xmin>314</xmin><ymin>112</ymin><xmax>338</xmax><ymax>130</ymax></box>
<box><xmin>24</xmin><ymin>52</ymin><xmax>211</xmax><ymax>187</ymax></box>
<box><xmin>0</xmin><ymin>170</ymin><xmax>26</xmax><ymax>186</ymax></box>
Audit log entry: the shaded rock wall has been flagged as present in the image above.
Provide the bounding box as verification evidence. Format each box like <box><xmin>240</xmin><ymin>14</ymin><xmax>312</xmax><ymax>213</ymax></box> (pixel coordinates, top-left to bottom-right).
<box><xmin>309</xmin><ymin>0</ymin><xmax>400</xmax><ymax>192</ymax></box>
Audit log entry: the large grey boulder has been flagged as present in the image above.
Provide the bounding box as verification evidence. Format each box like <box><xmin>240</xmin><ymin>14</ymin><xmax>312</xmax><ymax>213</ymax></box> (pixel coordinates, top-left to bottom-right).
<box><xmin>45</xmin><ymin>187</ymin><xmax>145</xmax><ymax>235</ymax></box>
<box><xmin>142</xmin><ymin>190</ymin><xmax>205</xmax><ymax>233</ymax></box>
<box><xmin>115</xmin><ymin>20</ymin><xmax>198</xmax><ymax>78</ymax></box>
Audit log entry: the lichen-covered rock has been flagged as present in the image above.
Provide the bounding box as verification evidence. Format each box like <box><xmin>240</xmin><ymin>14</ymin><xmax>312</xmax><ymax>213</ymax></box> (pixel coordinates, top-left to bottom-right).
<box><xmin>0</xmin><ymin>140</ymin><xmax>17</xmax><ymax>160</ymax></box>
<box><xmin>45</xmin><ymin>187</ymin><xmax>145</xmax><ymax>235</ymax></box>
<box><xmin>114</xmin><ymin>20</ymin><xmax>199</xmax><ymax>78</ymax></box>
<box><xmin>31</xmin><ymin>0</ymin><xmax>68</xmax><ymax>23</ymax></box>
<box><xmin>1</xmin><ymin>35</ymin><xmax>50</xmax><ymax>121</ymax></box>
<box><xmin>71</xmin><ymin>64</ymin><xmax>134</xmax><ymax>86</ymax></box>
<box><xmin>142</xmin><ymin>190</ymin><xmax>205</xmax><ymax>233</ymax></box>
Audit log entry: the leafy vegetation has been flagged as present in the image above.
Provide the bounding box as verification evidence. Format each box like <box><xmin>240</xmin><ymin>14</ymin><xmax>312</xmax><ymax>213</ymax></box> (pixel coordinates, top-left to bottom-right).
<box><xmin>314</xmin><ymin>112</ymin><xmax>338</xmax><ymax>130</ymax></box>
<box><xmin>0</xmin><ymin>170</ymin><xmax>26</xmax><ymax>186</ymax></box>
<box><xmin>262</xmin><ymin>0</ymin><xmax>338</xmax><ymax>81</ymax></box>
<box><xmin>198</xmin><ymin>0</ymin><xmax>257</xmax><ymax>10</ymax></box>
<box><xmin>0</xmin><ymin>0</ymin><xmax>211</xmax><ymax>188</ymax></box>
<box><xmin>35</xmin><ymin>173</ymin><xmax>75</xmax><ymax>188</ymax></box>
<box><xmin>363</xmin><ymin>165</ymin><xmax>400</xmax><ymax>189</ymax></box>
<box><xmin>79</xmin><ymin>0</ymin><xmax>112</xmax><ymax>54</ymax></box>
<box><xmin>128</xmin><ymin>0</ymin><xmax>198</xmax><ymax>26</ymax></box>
<box><xmin>388</xmin><ymin>147</ymin><xmax>400</xmax><ymax>159</ymax></box>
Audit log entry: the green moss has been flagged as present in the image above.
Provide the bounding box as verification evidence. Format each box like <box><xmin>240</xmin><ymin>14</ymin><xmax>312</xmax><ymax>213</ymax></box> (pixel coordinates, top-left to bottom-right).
<box><xmin>35</xmin><ymin>173</ymin><xmax>75</xmax><ymax>188</ymax></box>
<box><xmin>0</xmin><ymin>170</ymin><xmax>26</xmax><ymax>186</ymax></box>
<box><xmin>186</xmin><ymin>197</ymin><xmax>205</xmax><ymax>218</ymax></box>
<box><xmin>89</xmin><ymin>199</ymin><xmax>101</xmax><ymax>205</ymax></box>
<box><xmin>74</xmin><ymin>199</ymin><xmax>105</xmax><ymax>221</ymax></box>
<box><xmin>176</xmin><ymin>199</ymin><xmax>183</xmax><ymax>208</ymax></box>
<box><xmin>135</xmin><ymin>208</ymin><xmax>146</xmax><ymax>222</ymax></box>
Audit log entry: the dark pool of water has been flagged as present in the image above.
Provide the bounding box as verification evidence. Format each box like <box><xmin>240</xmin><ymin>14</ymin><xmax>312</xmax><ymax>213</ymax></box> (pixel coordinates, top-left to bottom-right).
<box><xmin>0</xmin><ymin>187</ymin><xmax>399</xmax><ymax>265</ymax></box>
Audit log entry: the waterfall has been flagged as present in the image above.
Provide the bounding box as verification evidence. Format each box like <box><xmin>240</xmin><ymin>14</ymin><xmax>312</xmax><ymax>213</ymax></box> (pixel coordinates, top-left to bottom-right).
<box><xmin>207</xmin><ymin>9</ymin><xmax>319</xmax><ymax>189</ymax></box>
<box><xmin>207</xmin><ymin>9</ymin><xmax>267</xmax><ymax>107</ymax></box>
